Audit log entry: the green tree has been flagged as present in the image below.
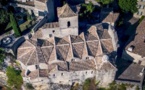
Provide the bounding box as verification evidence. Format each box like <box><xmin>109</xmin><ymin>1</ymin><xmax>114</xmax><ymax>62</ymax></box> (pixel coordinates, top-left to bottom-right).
<box><xmin>6</xmin><ymin>66</ymin><xmax>23</xmax><ymax>90</ymax></box>
<box><xmin>0</xmin><ymin>9</ymin><xmax>9</xmax><ymax>24</ymax></box>
<box><xmin>96</xmin><ymin>0</ymin><xmax>113</xmax><ymax>5</ymax></box>
<box><xmin>79</xmin><ymin>2</ymin><xmax>95</xmax><ymax>20</ymax></box>
<box><xmin>118</xmin><ymin>0</ymin><xmax>138</xmax><ymax>13</ymax></box>
<box><xmin>10</xmin><ymin>13</ymin><xmax>21</xmax><ymax>37</ymax></box>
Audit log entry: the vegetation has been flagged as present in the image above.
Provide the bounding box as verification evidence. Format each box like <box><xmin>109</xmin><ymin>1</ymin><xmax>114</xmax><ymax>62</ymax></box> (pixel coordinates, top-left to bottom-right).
<box><xmin>118</xmin><ymin>0</ymin><xmax>138</xmax><ymax>13</ymax></box>
<box><xmin>10</xmin><ymin>13</ymin><xmax>21</xmax><ymax>37</ymax></box>
<box><xmin>139</xmin><ymin>16</ymin><xmax>145</xmax><ymax>24</ymax></box>
<box><xmin>82</xmin><ymin>78</ymin><xmax>96</xmax><ymax>90</ymax></box>
<box><xmin>96</xmin><ymin>0</ymin><xmax>113</xmax><ymax>5</ymax></box>
<box><xmin>6</xmin><ymin>66</ymin><xmax>23</xmax><ymax>90</ymax></box>
<box><xmin>79</xmin><ymin>2</ymin><xmax>95</xmax><ymax>20</ymax></box>
<box><xmin>0</xmin><ymin>9</ymin><xmax>9</xmax><ymax>24</ymax></box>
<box><xmin>136</xmin><ymin>86</ymin><xmax>139</xmax><ymax>90</ymax></box>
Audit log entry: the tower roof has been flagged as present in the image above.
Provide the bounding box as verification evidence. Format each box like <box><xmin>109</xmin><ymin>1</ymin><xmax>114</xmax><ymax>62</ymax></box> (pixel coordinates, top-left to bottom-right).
<box><xmin>59</xmin><ymin>4</ymin><xmax>77</xmax><ymax>18</ymax></box>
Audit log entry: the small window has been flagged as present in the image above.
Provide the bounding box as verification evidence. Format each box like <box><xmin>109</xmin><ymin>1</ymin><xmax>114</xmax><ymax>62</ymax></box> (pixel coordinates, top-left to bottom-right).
<box><xmin>67</xmin><ymin>21</ymin><xmax>71</xmax><ymax>27</ymax></box>
<box><xmin>61</xmin><ymin>73</ymin><xmax>63</xmax><ymax>76</ymax></box>
<box><xmin>86</xmin><ymin>57</ymin><xmax>89</xmax><ymax>60</ymax></box>
<box><xmin>86</xmin><ymin>72</ymin><xmax>87</xmax><ymax>74</ymax></box>
<box><xmin>52</xmin><ymin>30</ymin><xmax>55</xmax><ymax>33</ymax></box>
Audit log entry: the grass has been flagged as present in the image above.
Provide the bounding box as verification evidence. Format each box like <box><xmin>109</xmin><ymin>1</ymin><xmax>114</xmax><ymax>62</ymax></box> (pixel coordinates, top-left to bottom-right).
<box><xmin>19</xmin><ymin>20</ymin><xmax>31</xmax><ymax>32</ymax></box>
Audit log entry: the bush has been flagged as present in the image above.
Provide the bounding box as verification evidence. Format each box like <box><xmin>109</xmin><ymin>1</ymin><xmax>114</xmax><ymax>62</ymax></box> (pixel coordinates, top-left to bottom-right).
<box><xmin>6</xmin><ymin>66</ymin><xmax>23</xmax><ymax>90</ymax></box>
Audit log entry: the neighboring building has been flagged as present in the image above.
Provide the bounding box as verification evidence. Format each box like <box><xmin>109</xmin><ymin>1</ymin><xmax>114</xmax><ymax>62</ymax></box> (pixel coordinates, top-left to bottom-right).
<box><xmin>116</xmin><ymin>61</ymin><xmax>145</xmax><ymax>89</ymax></box>
<box><xmin>134</xmin><ymin>0</ymin><xmax>145</xmax><ymax>18</ymax></box>
<box><xmin>123</xmin><ymin>18</ymin><xmax>145</xmax><ymax>65</ymax></box>
<box><xmin>11</xmin><ymin>0</ymin><xmax>55</xmax><ymax>21</ymax></box>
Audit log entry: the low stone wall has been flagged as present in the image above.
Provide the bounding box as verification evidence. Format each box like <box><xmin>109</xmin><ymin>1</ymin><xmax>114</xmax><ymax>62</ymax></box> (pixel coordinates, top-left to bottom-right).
<box><xmin>32</xmin><ymin>16</ymin><xmax>48</xmax><ymax>32</ymax></box>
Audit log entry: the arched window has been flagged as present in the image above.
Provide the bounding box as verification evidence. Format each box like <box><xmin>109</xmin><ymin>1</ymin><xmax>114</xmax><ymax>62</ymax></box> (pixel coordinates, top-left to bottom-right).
<box><xmin>67</xmin><ymin>21</ymin><xmax>71</xmax><ymax>27</ymax></box>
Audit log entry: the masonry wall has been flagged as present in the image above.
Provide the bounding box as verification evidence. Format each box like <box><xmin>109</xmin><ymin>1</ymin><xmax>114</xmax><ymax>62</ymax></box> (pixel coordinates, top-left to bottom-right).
<box><xmin>96</xmin><ymin>69</ymin><xmax>116</xmax><ymax>87</ymax></box>
<box><xmin>59</xmin><ymin>16</ymin><xmax>79</xmax><ymax>37</ymax></box>
<box><xmin>49</xmin><ymin>70</ymin><xmax>95</xmax><ymax>85</ymax></box>
<box><xmin>134</xmin><ymin>0</ymin><xmax>145</xmax><ymax>18</ymax></box>
<box><xmin>41</xmin><ymin>28</ymin><xmax>60</xmax><ymax>38</ymax></box>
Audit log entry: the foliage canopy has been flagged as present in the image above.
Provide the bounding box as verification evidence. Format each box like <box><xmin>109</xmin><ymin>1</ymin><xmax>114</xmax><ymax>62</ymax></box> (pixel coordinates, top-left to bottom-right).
<box><xmin>96</xmin><ymin>0</ymin><xmax>114</xmax><ymax>5</ymax></box>
<box><xmin>10</xmin><ymin>13</ymin><xmax>21</xmax><ymax>37</ymax></box>
<box><xmin>0</xmin><ymin>9</ymin><xmax>9</xmax><ymax>24</ymax></box>
<box><xmin>118</xmin><ymin>0</ymin><xmax>138</xmax><ymax>13</ymax></box>
<box><xmin>6</xmin><ymin>66</ymin><xmax>23</xmax><ymax>90</ymax></box>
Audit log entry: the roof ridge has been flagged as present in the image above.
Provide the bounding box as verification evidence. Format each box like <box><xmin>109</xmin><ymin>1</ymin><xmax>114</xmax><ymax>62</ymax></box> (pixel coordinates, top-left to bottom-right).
<box><xmin>59</xmin><ymin>4</ymin><xmax>77</xmax><ymax>18</ymax></box>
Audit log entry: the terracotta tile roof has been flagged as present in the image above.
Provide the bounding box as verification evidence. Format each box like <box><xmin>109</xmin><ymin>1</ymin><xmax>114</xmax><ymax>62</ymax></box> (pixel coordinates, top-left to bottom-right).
<box><xmin>42</xmin><ymin>22</ymin><xmax>59</xmax><ymax>29</ymax></box>
<box><xmin>28</xmin><ymin>70</ymin><xmax>39</xmax><ymax>80</ymax></box>
<box><xmin>59</xmin><ymin>4</ymin><xmax>77</xmax><ymax>18</ymax></box>
<box><xmin>126</xmin><ymin>19</ymin><xmax>145</xmax><ymax>57</ymax></box>
<box><xmin>49</xmin><ymin>59</ymin><xmax>96</xmax><ymax>72</ymax></box>
<box><xmin>41</xmin><ymin>47</ymin><xmax>54</xmax><ymax>62</ymax></box>
<box><xmin>101</xmin><ymin>40</ymin><xmax>114</xmax><ymax>54</ymax></box>
<box><xmin>85</xmin><ymin>32</ymin><xmax>98</xmax><ymax>41</ymax></box>
<box><xmin>69</xmin><ymin>60</ymin><xmax>96</xmax><ymax>71</ymax></box>
<box><xmin>56</xmin><ymin>45</ymin><xmax>70</xmax><ymax>60</ymax></box>
<box><xmin>39</xmin><ymin>69</ymin><xmax>48</xmax><ymax>77</ymax></box>
<box><xmin>97</xmin><ymin>29</ymin><xmax>111</xmax><ymax>39</ymax></box>
<box><xmin>86</xmin><ymin>41</ymin><xmax>99</xmax><ymax>57</ymax></box>
<box><xmin>31</xmin><ymin>29</ymin><xmax>43</xmax><ymax>39</ymax></box>
<box><xmin>100</xmin><ymin>62</ymin><xmax>116</xmax><ymax>71</ymax></box>
<box><xmin>38</xmin><ymin>39</ymin><xmax>53</xmax><ymax>46</ymax></box>
<box><xmin>117</xmin><ymin>63</ymin><xmax>143</xmax><ymax>82</ymax></box>
<box><xmin>70</xmin><ymin>35</ymin><xmax>84</xmax><ymax>43</ymax></box>
<box><xmin>55</xmin><ymin>37</ymin><xmax>69</xmax><ymax>45</ymax></box>
<box><xmin>101</xmin><ymin>12</ymin><xmax>119</xmax><ymax>23</ymax></box>
<box><xmin>72</xmin><ymin>43</ymin><xmax>84</xmax><ymax>58</ymax></box>
<box><xmin>27</xmin><ymin>50</ymin><xmax>38</xmax><ymax>65</ymax></box>
<box><xmin>19</xmin><ymin>50</ymin><xmax>33</xmax><ymax>65</ymax></box>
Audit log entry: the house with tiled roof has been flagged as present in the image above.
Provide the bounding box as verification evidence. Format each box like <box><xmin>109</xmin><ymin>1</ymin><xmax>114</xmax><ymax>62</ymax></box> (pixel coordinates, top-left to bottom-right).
<box><xmin>16</xmin><ymin>3</ymin><xmax>118</xmax><ymax>87</ymax></box>
<box><xmin>123</xmin><ymin>18</ymin><xmax>145</xmax><ymax>65</ymax></box>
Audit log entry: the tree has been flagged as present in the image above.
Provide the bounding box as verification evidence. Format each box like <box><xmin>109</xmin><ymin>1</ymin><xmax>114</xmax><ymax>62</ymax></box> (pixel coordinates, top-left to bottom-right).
<box><xmin>96</xmin><ymin>0</ymin><xmax>113</xmax><ymax>5</ymax></box>
<box><xmin>0</xmin><ymin>9</ymin><xmax>9</xmax><ymax>24</ymax></box>
<box><xmin>6</xmin><ymin>66</ymin><xmax>23</xmax><ymax>90</ymax></box>
<box><xmin>118</xmin><ymin>0</ymin><xmax>138</xmax><ymax>13</ymax></box>
<box><xmin>10</xmin><ymin>13</ymin><xmax>21</xmax><ymax>37</ymax></box>
<box><xmin>79</xmin><ymin>2</ymin><xmax>95</xmax><ymax>20</ymax></box>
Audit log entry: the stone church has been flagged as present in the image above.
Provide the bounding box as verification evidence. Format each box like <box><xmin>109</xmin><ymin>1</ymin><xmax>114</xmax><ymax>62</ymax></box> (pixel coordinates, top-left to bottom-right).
<box><xmin>16</xmin><ymin>3</ymin><xmax>119</xmax><ymax>87</ymax></box>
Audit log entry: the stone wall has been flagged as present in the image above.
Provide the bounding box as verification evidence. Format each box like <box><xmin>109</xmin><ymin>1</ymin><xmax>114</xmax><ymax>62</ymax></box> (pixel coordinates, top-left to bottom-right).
<box><xmin>59</xmin><ymin>16</ymin><xmax>79</xmax><ymax>37</ymax></box>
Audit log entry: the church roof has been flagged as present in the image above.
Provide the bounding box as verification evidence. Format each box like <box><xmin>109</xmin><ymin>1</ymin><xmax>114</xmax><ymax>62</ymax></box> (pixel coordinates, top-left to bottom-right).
<box><xmin>58</xmin><ymin>4</ymin><xmax>77</xmax><ymax>18</ymax></box>
<box><xmin>17</xmin><ymin>24</ymin><xmax>116</xmax><ymax>78</ymax></box>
